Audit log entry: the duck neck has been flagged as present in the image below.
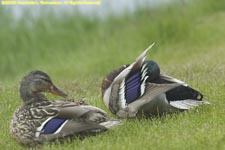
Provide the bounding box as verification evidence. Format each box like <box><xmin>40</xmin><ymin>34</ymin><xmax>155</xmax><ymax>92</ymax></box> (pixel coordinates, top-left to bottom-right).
<box><xmin>19</xmin><ymin>86</ymin><xmax>46</xmax><ymax>105</ymax></box>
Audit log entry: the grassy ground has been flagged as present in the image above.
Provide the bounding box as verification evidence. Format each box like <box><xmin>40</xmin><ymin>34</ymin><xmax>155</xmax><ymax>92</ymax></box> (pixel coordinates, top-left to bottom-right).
<box><xmin>0</xmin><ymin>0</ymin><xmax>225</xmax><ymax>149</ymax></box>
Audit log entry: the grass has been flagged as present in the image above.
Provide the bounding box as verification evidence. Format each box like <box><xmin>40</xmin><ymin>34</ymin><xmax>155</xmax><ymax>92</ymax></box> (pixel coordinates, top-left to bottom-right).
<box><xmin>0</xmin><ymin>0</ymin><xmax>225</xmax><ymax>149</ymax></box>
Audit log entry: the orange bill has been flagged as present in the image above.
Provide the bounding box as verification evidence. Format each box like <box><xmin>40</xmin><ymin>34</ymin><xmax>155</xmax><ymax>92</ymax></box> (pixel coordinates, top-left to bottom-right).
<box><xmin>49</xmin><ymin>85</ymin><xmax>68</xmax><ymax>98</ymax></box>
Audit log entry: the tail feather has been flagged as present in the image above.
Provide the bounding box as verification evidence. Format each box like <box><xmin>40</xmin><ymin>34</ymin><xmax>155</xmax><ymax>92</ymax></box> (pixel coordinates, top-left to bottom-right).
<box><xmin>170</xmin><ymin>99</ymin><xmax>209</xmax><ymax>110</ymax></box>
<box><xmin>99</xmin><ymin>119</ymin><xmax>122</xmax><ymax>129</ymax></box>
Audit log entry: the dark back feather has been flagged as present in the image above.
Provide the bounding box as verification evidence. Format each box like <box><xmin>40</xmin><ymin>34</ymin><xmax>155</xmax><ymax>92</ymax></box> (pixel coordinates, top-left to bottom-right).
<box><xmin>101</xmin><ymin>65</ymin><xmax>128</xmax><ymax>97</ymax></box>
<box><xmin>166</xmin><ymin>86</ymin><xmax>203</xmax><ymax>101</ymax></box>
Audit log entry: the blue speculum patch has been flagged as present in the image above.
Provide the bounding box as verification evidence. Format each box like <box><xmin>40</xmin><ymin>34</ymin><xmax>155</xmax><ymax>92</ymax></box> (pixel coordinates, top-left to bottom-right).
<box><xmin>125</xmin><ymin>71</ymin><xmax>141</xmax><ymax>104</ymax></box>
<box><xmin>41</xmin><ymin>118</ymin><xmax>66</xmax><ymax>134</ymax></box>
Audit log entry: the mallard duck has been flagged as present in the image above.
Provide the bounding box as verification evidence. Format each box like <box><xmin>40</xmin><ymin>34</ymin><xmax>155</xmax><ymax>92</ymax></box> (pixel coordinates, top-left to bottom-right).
<box><xmin>10</xmin><ymin>70</ymin><xmax>121</xmax><ymax>146</ymax></box>
<box><xmin>101</xmin><ymin>43</ymin><xmax>209</xmax><ymax>118</ymax></box>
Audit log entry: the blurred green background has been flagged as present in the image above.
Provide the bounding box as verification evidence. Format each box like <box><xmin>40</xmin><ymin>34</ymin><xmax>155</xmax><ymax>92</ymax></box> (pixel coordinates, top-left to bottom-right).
<box><xmin>0</xmin><ymin>0</ymin><xmax>224</xmax><ymax>84</ymax></box>
<box><xmin>0</xmin><ymin>0</ymin><xmax>225</xmax><ymax>149</ymax></box>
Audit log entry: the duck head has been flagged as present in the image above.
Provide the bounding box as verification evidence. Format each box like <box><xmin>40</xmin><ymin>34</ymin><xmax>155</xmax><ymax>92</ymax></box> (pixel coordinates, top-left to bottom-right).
<box><xmin>144</xmin><ymin>60</ymin><xmax>160</xmax><ymax>82</ymax></box>
<box><xmin>19</xmin><ymin>70</ymin><xmax>67</xmax><ymax>104</ymax></box>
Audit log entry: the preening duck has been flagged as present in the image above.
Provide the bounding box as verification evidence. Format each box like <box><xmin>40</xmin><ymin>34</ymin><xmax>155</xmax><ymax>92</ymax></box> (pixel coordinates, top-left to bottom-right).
<box><xmin>101</xmin><ymin>43</ymin><xmax>209</xmax><ymax>118</ymax></box>
<box><xmin>10</xmin><ymin>70</ymin><xmax>121</xmax><ymax>146</ymax></box>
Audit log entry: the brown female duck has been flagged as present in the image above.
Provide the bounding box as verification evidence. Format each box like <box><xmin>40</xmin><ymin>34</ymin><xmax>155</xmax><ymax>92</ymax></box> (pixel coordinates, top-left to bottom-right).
<box><xmin>10</xmin><ymin>70</ymin><xmax>120</xmax><ymax>146</ymax></box>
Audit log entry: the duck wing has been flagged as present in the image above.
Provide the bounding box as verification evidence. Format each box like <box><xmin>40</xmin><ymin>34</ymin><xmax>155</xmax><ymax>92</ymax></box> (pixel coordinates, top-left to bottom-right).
<box><xmin>108</xmin><ymin>43</ymin><xmax>155</xmax><ymax>110</ymax></box>
<box><xmin>112</xmin><ymin>43</ymin><xmax>155</xmax><ymax>84</ymax></box>
<box><xmin>128</xmin><ymin>82</ymin><xmax>209</xmax><ymax>116</ymax></box>
<box><xmin>35</xmin><ymin>101</ymin><xmax>121</xmax><ymax>144</ymax></box>
<box><xmin>155</xmin><ymin>74</ymin><xmax>187</xmax><ymax>85</ymax></box>
<box><xmin>127</xmin><ymin>82</ymin><xmax>180</xmax><ymax>113</ymax></box>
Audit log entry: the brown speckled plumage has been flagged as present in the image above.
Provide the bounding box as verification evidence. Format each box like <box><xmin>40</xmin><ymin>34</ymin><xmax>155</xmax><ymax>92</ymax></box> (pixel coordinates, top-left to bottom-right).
<box><xmin>10</xmin><ymin>99</ymin><xmax>83</xmax><ymax>146</ymax></box>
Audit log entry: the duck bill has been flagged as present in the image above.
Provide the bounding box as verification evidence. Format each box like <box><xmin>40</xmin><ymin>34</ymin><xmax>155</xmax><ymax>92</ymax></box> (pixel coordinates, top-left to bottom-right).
<box><xmin>49</xmin><ymin>85</ymin><xmax>68</xmax><ymax>98</ymax></box>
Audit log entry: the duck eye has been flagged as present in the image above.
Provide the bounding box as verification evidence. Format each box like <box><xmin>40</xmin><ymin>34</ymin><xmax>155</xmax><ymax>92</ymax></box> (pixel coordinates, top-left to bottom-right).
<box><xmin>40</xmin><ymin>77</ymin><xmax>51</xmax><ymax>83</ymax></box>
